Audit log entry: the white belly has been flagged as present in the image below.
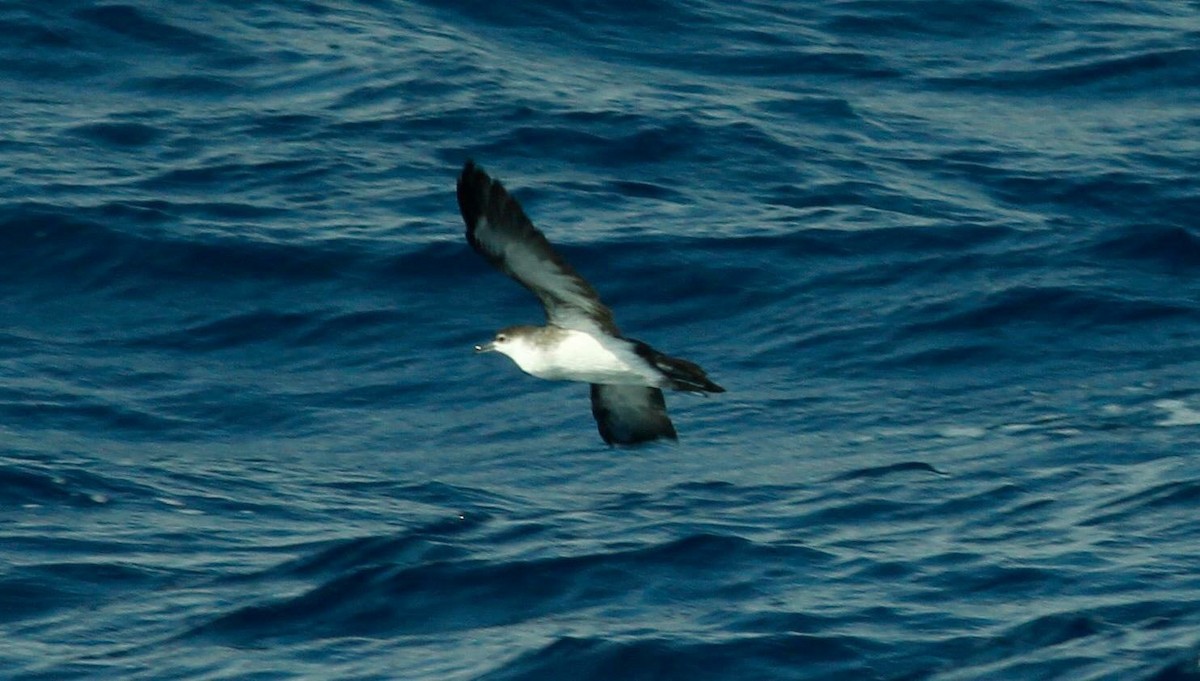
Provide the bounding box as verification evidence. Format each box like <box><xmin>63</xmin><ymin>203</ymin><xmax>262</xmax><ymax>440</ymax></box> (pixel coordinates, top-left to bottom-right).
<box><xmin>519</xmin><ymin>331</ymin><xmax>658</xmax><ymax>386</ymax></box>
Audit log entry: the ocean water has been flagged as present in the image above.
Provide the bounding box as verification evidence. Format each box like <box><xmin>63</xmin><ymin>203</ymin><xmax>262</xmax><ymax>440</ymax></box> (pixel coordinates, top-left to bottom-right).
<box><xmin>2</xmin><ymin>0</ymin><xmax>1200</xmax><ymax>679</ymax></box>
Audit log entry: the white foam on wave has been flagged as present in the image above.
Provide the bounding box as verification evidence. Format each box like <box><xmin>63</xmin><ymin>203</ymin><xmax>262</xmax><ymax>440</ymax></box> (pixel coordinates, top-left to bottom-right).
<box><xmin>1153</xmin><ymin>399</ymin><xmax>1200</xmax><ymax>427</ymax></box>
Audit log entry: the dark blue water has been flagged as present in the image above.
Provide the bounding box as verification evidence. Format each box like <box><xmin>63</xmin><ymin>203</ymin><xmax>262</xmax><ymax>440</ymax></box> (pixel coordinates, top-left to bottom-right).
<box><xmin>3</xmin><ymin>1</ymin><xmax>1200</xmax><ymax>679</ymax></box>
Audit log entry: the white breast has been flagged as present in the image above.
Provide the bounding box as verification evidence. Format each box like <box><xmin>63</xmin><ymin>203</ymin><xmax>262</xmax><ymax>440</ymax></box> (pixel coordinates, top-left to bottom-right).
<box><xmin>506</xmin><ymin>330</ymin><xmax>660</xmax><ymax>386</ymax></box>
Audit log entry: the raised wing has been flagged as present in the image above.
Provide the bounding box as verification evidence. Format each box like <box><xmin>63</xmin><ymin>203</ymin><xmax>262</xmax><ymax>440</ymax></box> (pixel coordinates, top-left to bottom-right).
<box><xmin>590</xmin><ymin>384</ymin><xmax>677</xmax><ymax>446</ymax></box>
<box><xmin>456</xmin><ymin>160</ymin><xmax>619</xmax><ymax>336</ymax></box>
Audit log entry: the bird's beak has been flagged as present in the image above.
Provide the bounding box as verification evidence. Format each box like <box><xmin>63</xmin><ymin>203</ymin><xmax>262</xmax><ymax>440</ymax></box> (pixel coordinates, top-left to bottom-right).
<box><xmin>475</xmin><ymin>341</ymin><xmax>495</xmax><ymax>353</ymax></box>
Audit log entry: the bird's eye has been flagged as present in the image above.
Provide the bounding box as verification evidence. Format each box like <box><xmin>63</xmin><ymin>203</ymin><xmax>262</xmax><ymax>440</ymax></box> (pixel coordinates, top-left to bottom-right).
<box><xmin>496</xmin><ymin>334</ymin><xmax>507</xmax><ymax>342</ymax></box>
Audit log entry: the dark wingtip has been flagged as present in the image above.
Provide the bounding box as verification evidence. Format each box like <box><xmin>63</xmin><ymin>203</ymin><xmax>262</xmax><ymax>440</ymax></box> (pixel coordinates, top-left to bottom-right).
<box><xmin>457</xmin><ymin>159</ymin><xmax>486</xmax><ymax>191</ymax></box>
<box><xmin>456</xmin><ymin>159</ymin><xmax>490</xmax><ymax>229</ymax></box>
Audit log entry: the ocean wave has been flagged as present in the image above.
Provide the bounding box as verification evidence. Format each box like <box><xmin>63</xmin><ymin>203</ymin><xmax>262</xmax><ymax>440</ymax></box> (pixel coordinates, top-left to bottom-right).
<box><xmin>0</xmin><ymin>202</ymin><xmax>366</xmax><ymax>292</ymax></box>
<box><xmin>937</xmin><ymin>47</ymin><xmax>1200</xmax><ymax>93</ymax></box>
<box><xmin>187</xmin><ymin>533</ymin><xmax>814</xmax><ymax>642</ymax></box>
<box><xmin>476</xmin><ymin>633</ymin><xmax>875</xmax><ymax>681</ymax></box>
<box><xmin>3</xmin><ymin>0</ymin><xmax>1199</xmax><ymax>678</ymax></box>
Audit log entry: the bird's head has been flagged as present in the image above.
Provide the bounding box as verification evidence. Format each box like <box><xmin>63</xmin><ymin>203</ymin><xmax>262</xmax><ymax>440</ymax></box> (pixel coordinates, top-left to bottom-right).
<box><xmin>474</xmin><ymin>325</ymin><xmax>541</xmax><ymax>361</ymax></box>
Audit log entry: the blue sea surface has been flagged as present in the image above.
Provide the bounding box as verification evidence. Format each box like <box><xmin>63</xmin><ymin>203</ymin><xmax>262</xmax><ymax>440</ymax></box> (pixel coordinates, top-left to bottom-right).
<box><xmin>3</xmin><ymin>1</ymin><xmax>1200</xmax><ymax>679</ymax></box>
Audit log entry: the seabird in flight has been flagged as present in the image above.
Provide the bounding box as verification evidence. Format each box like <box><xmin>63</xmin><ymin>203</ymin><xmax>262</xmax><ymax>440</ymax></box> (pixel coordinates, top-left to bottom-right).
<box><xmin>456</xmin><ymin>160</ymin><xmax>724</xmax><ymax>445</ymax></box>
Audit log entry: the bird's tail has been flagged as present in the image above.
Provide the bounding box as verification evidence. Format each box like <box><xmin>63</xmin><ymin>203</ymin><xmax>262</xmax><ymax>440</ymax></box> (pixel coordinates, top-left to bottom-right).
<box><xmin>634</xmin><ymin>341</ymin><xmax>725</xmax><ymax>394</ymax></box>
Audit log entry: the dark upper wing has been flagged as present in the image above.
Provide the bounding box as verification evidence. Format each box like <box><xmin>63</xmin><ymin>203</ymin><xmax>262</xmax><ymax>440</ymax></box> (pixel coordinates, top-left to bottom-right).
<box><xmin>589</xmin><ymin>384</ymin><xmax>677</xmax><ymax>446</ymax></box>
<box><xmin>456</xmin><ymin>160</ymin><xmax>618</xmax><ymax>335</ymax></box>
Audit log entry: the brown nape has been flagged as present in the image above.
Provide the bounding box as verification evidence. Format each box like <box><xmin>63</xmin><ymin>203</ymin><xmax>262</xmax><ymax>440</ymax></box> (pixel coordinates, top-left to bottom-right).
<box><xmin>495</xmin><ymin>325</ymin><xmax>567</xmax><ymax>349</ymax></box>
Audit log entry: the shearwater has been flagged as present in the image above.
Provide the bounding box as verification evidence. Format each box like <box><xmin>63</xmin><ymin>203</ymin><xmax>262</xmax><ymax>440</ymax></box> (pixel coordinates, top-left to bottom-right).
<box><xmin>456</xmin><ymin>160</ymin><xmax>724</xmax><ymax>446</ymax></box>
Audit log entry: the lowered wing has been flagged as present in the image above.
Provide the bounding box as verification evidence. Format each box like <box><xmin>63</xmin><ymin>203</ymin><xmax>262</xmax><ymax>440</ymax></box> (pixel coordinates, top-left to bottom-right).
<box><xmin>589</xmin><ymin>384</ymin><xmax>677</xmax><ymax>446</ymax></box>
